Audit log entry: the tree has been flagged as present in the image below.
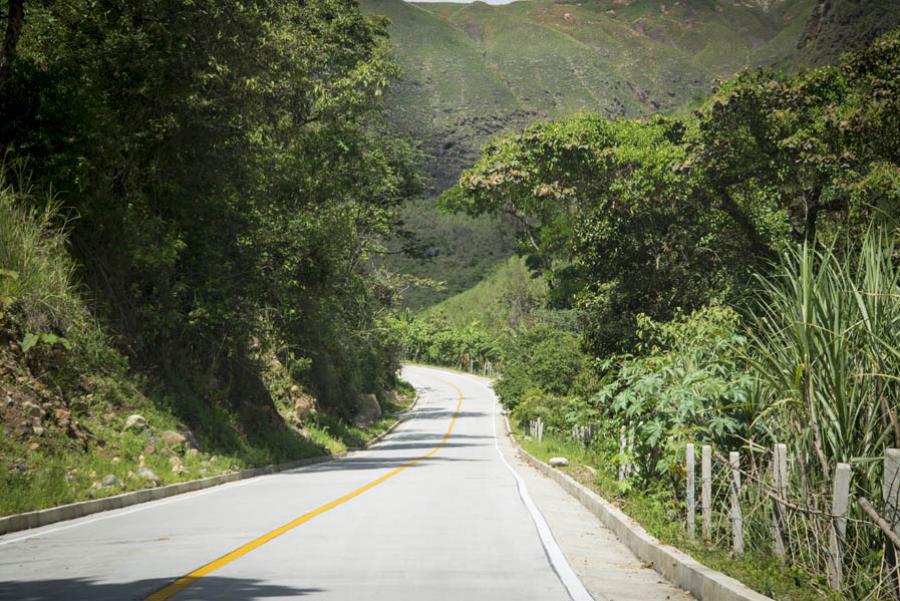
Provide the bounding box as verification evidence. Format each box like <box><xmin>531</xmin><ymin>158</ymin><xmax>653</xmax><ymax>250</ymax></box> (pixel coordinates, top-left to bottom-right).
<box><xmin>0</xmin><ymin>0</ymin><xmax>24</xmax><ymax>82</ymax></box>
<box><xmin>0</xmin><ymin>0</ymin><xmax>422</xmax><ymax>413</ymax></box>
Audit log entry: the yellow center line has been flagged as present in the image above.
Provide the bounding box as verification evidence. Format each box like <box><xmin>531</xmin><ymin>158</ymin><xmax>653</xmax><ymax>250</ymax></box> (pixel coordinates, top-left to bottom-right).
<box><xmin>146</xmin><ymin>377</ymin><xmax>464</xmax><ymax>601</ymax></box>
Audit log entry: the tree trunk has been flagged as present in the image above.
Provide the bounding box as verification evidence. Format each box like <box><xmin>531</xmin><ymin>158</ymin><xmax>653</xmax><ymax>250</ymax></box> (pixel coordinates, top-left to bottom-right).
<box><xmin>0</xmin><ymin>0</ymin><xmax>25</xmax><ymax>83</ymax></box>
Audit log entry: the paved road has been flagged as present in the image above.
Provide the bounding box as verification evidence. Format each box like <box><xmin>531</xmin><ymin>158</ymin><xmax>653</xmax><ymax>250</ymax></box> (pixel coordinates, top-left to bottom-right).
<box><xmin>0</xmin><ymin>365</ymin><xmax>688</xmax><ymax>601</ymax></box>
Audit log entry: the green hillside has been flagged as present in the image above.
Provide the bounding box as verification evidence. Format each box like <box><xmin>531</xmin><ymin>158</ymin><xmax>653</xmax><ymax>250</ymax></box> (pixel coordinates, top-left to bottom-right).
<box><xmin>388</xmin><ymin>199</ymin><xmax>518</xmax><ymax>309</ymax></box>
<box><xmin>361</xmin><ymin>0</ymin><xmax>834</xmax><ymax>189</ymax></box>
<box><xmin>423</xmin><ymin>255</ymin><xmax>547</xmax><ymax>334</ymax></box>
<box><xmin>367</xmin><ymin>0</ymin><xmax>900</xmax><ymax>310</ymax></box>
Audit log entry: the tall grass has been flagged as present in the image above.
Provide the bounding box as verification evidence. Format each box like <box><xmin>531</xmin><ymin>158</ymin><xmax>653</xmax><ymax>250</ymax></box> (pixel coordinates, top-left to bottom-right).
<box><xmin>748</xmin><ymin>225</ymin><xmax>900</xmax><ymax>493</ymax></box>
<box><xmin>0</xmin><ymin>172</ymin><xmax>82</xmax><ymax>332</ymax></box>
<box><xmin>743</xmin><ymin>224</ymin><xmax>899</xmax><ymax>598</ymax></box>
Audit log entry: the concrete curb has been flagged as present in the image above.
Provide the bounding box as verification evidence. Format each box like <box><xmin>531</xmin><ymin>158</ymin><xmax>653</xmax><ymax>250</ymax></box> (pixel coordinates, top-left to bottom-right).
<box><xmin>0</xmin><ymin>454</ymin><xmax>333</xmax><ymax>536</ymax></box>
<box><xmin>507</xmin><ymin>425</ymin><xmax>773</xmax><ymax>601</ymax></box>
<box><xmin>0</xmin><ymin>392</ymin><xmax>421</xmax><ymax>537</ymax></box>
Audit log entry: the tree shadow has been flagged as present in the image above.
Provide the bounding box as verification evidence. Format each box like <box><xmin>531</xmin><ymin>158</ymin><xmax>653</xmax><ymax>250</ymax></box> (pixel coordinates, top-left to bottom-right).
<box><xmin>0</xmin><ymin>575</ymin><xmax>323</xmax><ymax>600</ymax></box>
<box><xmin>370</xmin><ymin>441</ymin><xmax>485</xmax><ymax>451</ymax></box>
<box><xmin>300</xmin><ymin>454</ymin><xmax>481</xmax><ymax>473</ymax></box>
<box><xmin>407</xmin><ymin>407</ymin><xmax>489</xmax><ymax>420</ymax></box>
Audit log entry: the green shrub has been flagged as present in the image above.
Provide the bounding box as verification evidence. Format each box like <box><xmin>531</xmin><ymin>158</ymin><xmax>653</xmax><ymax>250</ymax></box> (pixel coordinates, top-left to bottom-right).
<box><xmin>0</xmin><ymin>173</ymin><xmax>81</xmax><ymax>332</ymax></box>
<box><xmin>594</xmin><ymin>305</ymin><xmax>752</xmax><ymax>480</ymax></box>
<box><xmin>494</xmin><ymin>324</ymin><xmax>592</xmax><ymax>408</ymax></box>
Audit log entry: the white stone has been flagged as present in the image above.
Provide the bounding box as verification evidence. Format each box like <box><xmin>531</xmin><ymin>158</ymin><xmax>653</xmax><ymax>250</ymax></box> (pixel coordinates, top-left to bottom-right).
<box><xmin>137</xmin><ymin>466</ymin><xmax>159</xmax><ymax>483</ymax></box>
<box><xmin>124</xmin><ymin>414</ymin><xmax>148</xmax><ymax>431</ymax></box>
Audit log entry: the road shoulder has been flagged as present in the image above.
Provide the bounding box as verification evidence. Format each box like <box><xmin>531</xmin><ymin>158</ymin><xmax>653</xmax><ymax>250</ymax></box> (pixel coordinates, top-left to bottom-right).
<box><xmin>495</xmin><ymin>411</ymin><xmax>695</xmax><ymax>601</ymax></box>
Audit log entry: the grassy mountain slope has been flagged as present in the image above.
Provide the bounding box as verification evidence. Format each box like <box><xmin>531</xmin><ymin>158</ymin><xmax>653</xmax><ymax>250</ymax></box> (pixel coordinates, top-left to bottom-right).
<box><xmin>389</xmin><ymin>200</ymin><xmax>519</xmax><ymax>309</ymax></box>
<box><xmin>423</xmin><ymin>255</ymin><xmax>547</xmax><ymax>334</ymax></box>
<box><xmin>368</xmin><ymin>0</ymin><xmax>900</xmax><ymax>311</ymax></box>
<box><xmin>793</xmin><ymin>0</ymin><xmax>900</xmax><ymax>66</ymax></box>
<box><xmin>362</xmin><ymin>0</ymin><xmax>825</xmax><ymax>189</ymax></box>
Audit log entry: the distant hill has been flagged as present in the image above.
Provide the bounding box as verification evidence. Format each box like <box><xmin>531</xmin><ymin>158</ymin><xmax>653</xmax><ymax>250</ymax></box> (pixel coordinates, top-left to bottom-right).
<box><xmin>367</xmin><ymin>0</ymin><xmax>900</xmax><ymax>309</ymax></box>
<box><xmin>361</xmin><ymin>0</ymin><xmax>899</xmax><ymax>190</ymax></box>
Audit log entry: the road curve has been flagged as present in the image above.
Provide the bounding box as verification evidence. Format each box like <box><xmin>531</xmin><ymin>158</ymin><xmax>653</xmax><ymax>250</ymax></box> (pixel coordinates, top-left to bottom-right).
<box><xmin>0</xmin><ymin>365</ymin><xmax>591</xmax><ymax>600</ymax></box>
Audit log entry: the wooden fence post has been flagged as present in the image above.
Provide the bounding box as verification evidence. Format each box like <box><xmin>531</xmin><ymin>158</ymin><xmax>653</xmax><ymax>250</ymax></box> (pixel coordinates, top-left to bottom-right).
<box><xmin>702</xmin><ymin>445</ymin><xmax>712</xmax><ymax>539</ymax></box>
<box><xmin>619</xmin><ymin>427</ymin><xmax>627</xmax><ymax>482</ymax></box>
<box><xmin>686</xmin><ymin>444</ymin><xmax>696</xmax><ymax>538</ymax></box>
<box><xmin>536</xmin><ymin>417</ymin><xmax>543</xmax><ymax>443</ymax></box>
<box><xmin>730</xmin><ymin>451</ymin><xmax>744</xmax><ymax>556</ymax></box>
<box><xmin>885</xmin><ymin>449</ymin><xmax>900</xmax><ymax>599</ymax></box>
<box><xmin>827</xmin><ymin>463</ymin><xmax>852</xmax><ymax>591</ymax></box>
<box><xmin>628</xmin><ymin>431</ymin><xmax>635</xmax><ymax>476</ymax></box>
<box><xmin>772</xmin><ymin>442</ymin><xmax>788</xmax><ymax>560</ymax></box>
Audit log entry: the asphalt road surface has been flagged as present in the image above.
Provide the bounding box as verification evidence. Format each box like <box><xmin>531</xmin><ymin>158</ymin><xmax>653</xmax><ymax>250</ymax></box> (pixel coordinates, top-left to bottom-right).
<box><xmin>0</xmin><ymin>365</ymin><xmax>669</xmax><ymax>601</ymax></box>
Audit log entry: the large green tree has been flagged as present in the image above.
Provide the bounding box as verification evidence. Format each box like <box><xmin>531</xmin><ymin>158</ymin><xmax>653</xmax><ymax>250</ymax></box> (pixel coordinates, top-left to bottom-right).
<box><xmin>450</xmin><ymin>29</ymin><xmax>900</xmax><ymax>356</ymax></box>
<box><xmin>0</xmin><ymin>0</ymin><xmax>421</xmax><ymax>414</ymax></box>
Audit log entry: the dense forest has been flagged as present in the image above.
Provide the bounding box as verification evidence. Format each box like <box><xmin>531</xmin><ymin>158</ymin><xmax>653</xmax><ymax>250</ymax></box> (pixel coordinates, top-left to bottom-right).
<box><xmin>406</xmin><ymin>29</ymin><xmax>900</xmax><ymax>599</ymax></box>
<box><xmin>0</xmin><ymin>0</ymin><xmax>421</xmax><ymax>512</ymax></box>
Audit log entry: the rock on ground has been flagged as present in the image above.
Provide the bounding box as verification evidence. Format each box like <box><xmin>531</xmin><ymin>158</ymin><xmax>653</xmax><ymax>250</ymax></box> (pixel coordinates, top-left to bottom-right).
<box><xmin>160</xmin><ymin>430</ymin><xmax>186</xmax><ymax>447</ymax></box>
<box><xmin>137</xmin><ymin>466</ymin><xmax>159</xmax><ymax>483</ymax></box>
<box><xmin>124</xmin><ymin>414</ymin><xmax>147</xmax><ymax>432</ymax></box>
<box><xmin>353</xmin><ymin>393</ymin><xmax>382</xmax><ymax>428</ymax></box>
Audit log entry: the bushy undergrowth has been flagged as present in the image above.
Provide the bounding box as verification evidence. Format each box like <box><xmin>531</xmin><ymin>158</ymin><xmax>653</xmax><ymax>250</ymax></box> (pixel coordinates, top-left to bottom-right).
<box><xmin>0</xmin><ymin>175</ymin><xmax>80</xmax><ymax>332</ymax></box>
<box><xmin>0</xmin><ymin>181</ymin><xmax>415</xmax><ymax>515</ymax></box>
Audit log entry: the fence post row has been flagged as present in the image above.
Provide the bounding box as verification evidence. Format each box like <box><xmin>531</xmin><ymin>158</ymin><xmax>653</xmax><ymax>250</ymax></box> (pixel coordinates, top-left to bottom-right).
<box><xmin>730</xmin><ymin>451</ymin><xmax>744</xmax><ymax>557</ymax></box>
<box><xmin>702</xmin><ymin>445</ymin><xmax>712</xmax><ymax>540</ymax></box>
<box><xmin>885</xmin><ymin>449</ymin><xmax>900</xmax><ymax>600</ymax></box>
<box><xmin>686</xmin><ymin>444</ymin><xmax>696</xmax><ymax>538</ymax></box>
<box><xmin>772</xmin><ymin>442</ymin><xmax>788</xmax><ymax>561</ymax></box>
<box><xmin>826</xmin><ymin>463</ymin><xmax>852</xmax><ymax>591</ymax></box>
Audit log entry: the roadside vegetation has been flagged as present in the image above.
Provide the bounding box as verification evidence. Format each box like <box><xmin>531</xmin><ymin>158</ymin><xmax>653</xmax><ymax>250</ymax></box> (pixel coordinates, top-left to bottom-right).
<box><xmin>431</xmin><ymin>30</ymin><xmax>900</xmax><ymax>600</ymax></box>
<box><xmin>0</xmin><ymin>0</ymin><xmax>420</xmax><ymax>514</ymax></box>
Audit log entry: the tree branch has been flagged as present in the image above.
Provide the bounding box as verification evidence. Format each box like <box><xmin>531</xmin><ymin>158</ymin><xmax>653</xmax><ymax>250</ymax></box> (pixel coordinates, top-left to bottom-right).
<box><xmin>717</xmin><ymin>189</ymin><xmax>776</xmax><ymax>261</ymax></box>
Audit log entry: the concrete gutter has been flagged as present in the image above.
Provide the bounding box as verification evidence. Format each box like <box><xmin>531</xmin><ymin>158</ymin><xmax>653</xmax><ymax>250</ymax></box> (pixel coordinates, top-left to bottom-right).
<box><xmin>507</xmin><ymin>423</ymin><xmax>773</xmax><ymax>601</ymax></box>
<box><xmin>0</xmin><ymin>393</ymin><xmax>420</xmax><ymax>536</ymax></box>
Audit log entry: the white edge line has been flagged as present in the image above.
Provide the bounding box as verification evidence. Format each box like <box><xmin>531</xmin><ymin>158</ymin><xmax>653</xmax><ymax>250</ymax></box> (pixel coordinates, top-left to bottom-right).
<box><xmin>0</xmin><ymin>475</ymin><xmax>262</xmax><ymax>547</ymax></box>
<box><xmin>409</xmin><ymin>365</ymin><xmax>594</xmax><ymax>601</ymax></box>
<box><xmin>487</xmin><ymin>381</ymin><xmax>596</xmax><ymax>601</ymax></box>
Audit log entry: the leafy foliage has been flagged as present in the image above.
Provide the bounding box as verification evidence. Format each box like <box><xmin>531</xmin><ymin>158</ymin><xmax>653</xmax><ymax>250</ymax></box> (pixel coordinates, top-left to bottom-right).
<box><xmin>594</xmin><ymin>306</ymin><xmax>753</xmax><ymax>480</ymax></box>
<box><xmin>494</xmin><ymin>324</ymin><xmax>592</xmax><ymax>408</ymax></box>
<box><xmin>0</xmin><ymin>0</ymin><xmax>422</xmax><ymax>416</ymax></box>
<box><xmin>451</xmin><ymin>29</ymin><xmax>900</xmax><ymax>355</ymax></box>
<box><xmin>395</xmin><ymin>313</ymin><xmax>499</xmax><ymax>373</ymax></box>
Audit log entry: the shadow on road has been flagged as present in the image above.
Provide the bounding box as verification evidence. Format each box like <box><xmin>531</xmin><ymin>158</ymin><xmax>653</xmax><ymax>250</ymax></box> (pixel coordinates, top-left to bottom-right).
<box><xmin>0</xmin><ymin>576</ymin><xmax>322</xmax><ymax>600</ymax></box>
<box><xmin>382</xmin><ymin>432</ymin><xmax>494</xmax><ymax>441</ymax></box>
<box><xmin>405</xmin><ymin>407</ymin><xmax>490</xmax><ymax>420</ymax></box>
<box><xmin>302</xmin><ymin>454</ymin><xmax>481</xmax><ymax>473</ymax></box>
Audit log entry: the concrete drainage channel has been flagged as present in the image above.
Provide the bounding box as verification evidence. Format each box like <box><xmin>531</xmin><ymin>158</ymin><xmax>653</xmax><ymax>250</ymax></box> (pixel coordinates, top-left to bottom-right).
<box><xmin>0</xmin><ymin>395</ymin><xmax>420</xmax><ymax>536</ymax></box>
<box><xmin>506</xmin><ymin>421</ymin><xmax>774</xmax><ymax>601</ymax></box>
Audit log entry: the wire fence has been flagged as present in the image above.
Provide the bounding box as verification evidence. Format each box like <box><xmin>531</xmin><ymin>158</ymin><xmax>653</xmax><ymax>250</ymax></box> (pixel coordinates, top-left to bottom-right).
<box><xmin>695</xmin><ymin>444</ymin><xmax>900</xmax><ymax>599</ymax></box>
<box><xmin>552</xmin><ymin>420</ymin><xmax>900</xmax><ymax>600</ymax></box>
